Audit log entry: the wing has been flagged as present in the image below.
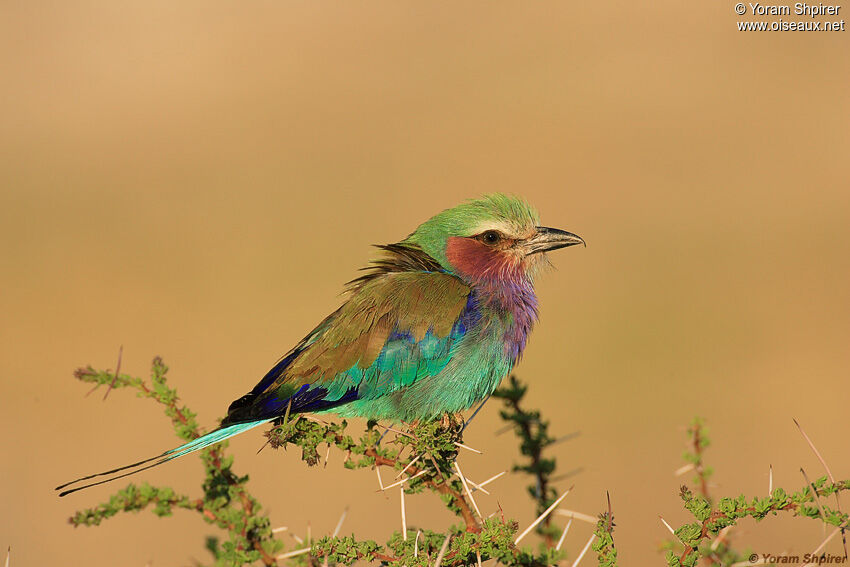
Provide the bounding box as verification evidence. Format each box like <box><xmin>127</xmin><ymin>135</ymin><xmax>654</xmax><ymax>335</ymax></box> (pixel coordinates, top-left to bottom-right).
<box><xmin>223</xmin><ymin>270</ymin><xmax>472</xmax><ymax>424</ymax></box>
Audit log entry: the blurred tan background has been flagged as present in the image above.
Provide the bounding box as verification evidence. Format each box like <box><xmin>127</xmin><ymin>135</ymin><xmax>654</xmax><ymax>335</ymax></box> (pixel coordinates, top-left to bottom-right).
<box><xmin>2</xmin><ymin>2</ymin><xmax>849</xmax><ymax>565</ymax></box>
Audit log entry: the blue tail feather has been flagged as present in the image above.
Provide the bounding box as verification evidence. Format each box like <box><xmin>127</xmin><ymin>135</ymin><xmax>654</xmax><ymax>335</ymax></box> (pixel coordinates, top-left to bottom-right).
<box><xmin>56</xmin><ymin>418</ymin><xmax>271</xmax><ymax>497</ymax></box>
<box><xmin>164</xmin><ymin>419</ymin><xmax>272</xmax><ymax>460</ymax></box>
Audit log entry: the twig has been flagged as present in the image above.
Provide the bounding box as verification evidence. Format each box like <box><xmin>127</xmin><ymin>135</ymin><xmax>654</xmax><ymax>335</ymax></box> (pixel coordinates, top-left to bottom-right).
<box><xmin>358</xmin><ymin>445</ymin><xmax>477</xmax><ymax>530</ymax></box>
<box><xmin>690</xmin><ymin>419</ymin><xmax>710</xmax><ymax>499</ymax></box>
<box><xmin>377</xmin><ymin>424</ymin><xmax>417</xmax><ymax>440</ymax></box>
<box><xmin>102</xmin><ymin>345</ymin><xmax>123</xmax><ymax>401</ymax></box>
<box><xmin>676</xmin><ymin>479</ymin><xmax>850</xmax><ymax>565</ymax></box>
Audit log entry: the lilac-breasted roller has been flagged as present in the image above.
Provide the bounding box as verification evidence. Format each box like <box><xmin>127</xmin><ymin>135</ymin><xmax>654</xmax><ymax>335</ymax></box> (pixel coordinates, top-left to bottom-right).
<box><xmin>58</xmin><ymin>194</ymin><xmax>584</xmax><ymax>496</ymax></box>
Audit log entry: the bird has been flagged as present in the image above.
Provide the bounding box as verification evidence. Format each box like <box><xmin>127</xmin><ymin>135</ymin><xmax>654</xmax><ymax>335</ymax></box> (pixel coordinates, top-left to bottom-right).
<box><xmin>57</xmin><ymin>194</ymin><xmax>584</xmax><ymax>497</ymax></box>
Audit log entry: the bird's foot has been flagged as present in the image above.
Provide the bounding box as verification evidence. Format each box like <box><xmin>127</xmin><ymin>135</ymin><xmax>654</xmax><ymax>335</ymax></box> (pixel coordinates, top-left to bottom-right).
<box><xmin>439</xmin><ymin>412</ymin><xmax>463</xmax><ymax>431</ymax></box>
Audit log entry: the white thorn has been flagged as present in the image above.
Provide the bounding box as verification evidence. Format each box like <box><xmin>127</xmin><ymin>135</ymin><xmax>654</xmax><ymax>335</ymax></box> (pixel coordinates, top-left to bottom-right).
<box><xmin>401</xmin><ymin>486</ymin><xmax>407</xmax><ymax>541</ymax></box>
<box><xmin>515</xmin><ymin>487</ymin><xmax>573</xmax><ymax>544</ymax></box>
<box><xmin>793</xmin><ymin>419</ymin><xmax>837</xmax><ymax>484</ymax></box>
<box><xmin>570</xmin><ymin>534</ymin><xmax>596</xmax><ymax>567</ymax></box>
<box><xmin>433</xmin><ymin>534</ymin><xmax>451</xmax><ymax>567</ymax></box>
<box><xmin>332</xmin><ymin>508</ymin><xmax>348</xmax><ymax>538</ymax></box>
<box><xmin>477</xmin><ymin>471</ymin><xmax>507</xmax><ymax>489</ymax></box>
<box><xmin>466</xmin><ymin>477</ymin><xmax>491</xmax><ymax>495</ymax></box>
<box><xmin>710</xmin><ymin>526</ymin><xmax>733</xmax><ymax>551</ymax></box>
<box><xmin>556</xmin><ymin>517</ymin><xmax>573</xmax><ymax>551</ymax></box>
<box><xmin>396</xmin><ymin>454</ymin><xmax>422</xmax><ymax>479</ymax></box>
<box><xmin>455</xmin><ymin>461</ymin><xmax>482</xmax><ymax>519</ymax></box>
<box><xmin>382</xmin><ymin>469</ymin><xmax>428</xmax><ymax>491</ymax></box>
<box><xmin>276</xmin><ymin>547</ymin><xmax>311</xmax><ymax>560</ymax></box>
<box><xmin>555</xmin><ymin>509</ymin><xmax>599</xmax><ymax>524</ymax></box>
<box><xmin>455</xmin><ymin>442</ymin><xmax>483</xmax><ymax>454</ymax></box>
<box><xmin>272</xmin><ymin>526</ymin><xmax>289</xmax><ymax>534</ymax></box>
<box><xmin>376</xmin><ymin>466</ymin><xmax>385</xmax><ymax>490</ymax></box>
<box><xmin>674</xmin><ymin>463</ymin><xmax>695</xmax><ymax>476</ymax></box>
<box><xmin>659</xmin><ymin>516</ymin><xmax>676</xmax><ymax>536</ymax></box>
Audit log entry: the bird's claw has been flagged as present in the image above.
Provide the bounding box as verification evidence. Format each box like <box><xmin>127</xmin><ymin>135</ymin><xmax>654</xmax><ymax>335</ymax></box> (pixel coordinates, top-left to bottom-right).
<box><xmin>439</xmin><ymin>412</ymin><xmax>463</xmax><ymax>431</ymax></box>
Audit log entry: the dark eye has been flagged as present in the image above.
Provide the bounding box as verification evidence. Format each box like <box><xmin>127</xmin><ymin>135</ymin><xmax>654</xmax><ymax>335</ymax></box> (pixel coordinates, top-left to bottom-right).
<box><xmin>480</xmin><ymin>230</ymin><xmax>502</xmax><ymax>244</ymax></box>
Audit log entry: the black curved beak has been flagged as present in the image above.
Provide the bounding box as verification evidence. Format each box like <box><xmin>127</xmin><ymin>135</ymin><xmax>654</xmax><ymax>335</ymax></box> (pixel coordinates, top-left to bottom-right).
<box><xmin>526</xmin><ymin>226</ymin><xmax>586</xmax><ymax>255</ymax></box>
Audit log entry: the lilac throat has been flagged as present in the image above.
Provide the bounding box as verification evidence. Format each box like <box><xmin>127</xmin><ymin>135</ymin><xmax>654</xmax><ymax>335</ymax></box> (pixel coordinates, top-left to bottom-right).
<box><xmin>477</xmin><ymin>277</ymin><xmax>539</xmax><ymax>362</ymax></box>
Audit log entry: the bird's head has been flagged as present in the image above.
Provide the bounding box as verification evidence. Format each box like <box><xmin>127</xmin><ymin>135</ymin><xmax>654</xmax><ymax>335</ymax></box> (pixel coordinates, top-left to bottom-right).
<box><xmin>403</xmin><ymin>194</ymin><xmax>584</xmax><ymax>285</ymax></box>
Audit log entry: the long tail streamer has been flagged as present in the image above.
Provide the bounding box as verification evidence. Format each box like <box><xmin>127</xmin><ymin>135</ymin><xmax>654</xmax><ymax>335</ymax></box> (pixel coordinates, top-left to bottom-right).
<box><xmin>56</xmin><ymin>419</ymin><xmax>271</xmax><ymax>497</ymax></box>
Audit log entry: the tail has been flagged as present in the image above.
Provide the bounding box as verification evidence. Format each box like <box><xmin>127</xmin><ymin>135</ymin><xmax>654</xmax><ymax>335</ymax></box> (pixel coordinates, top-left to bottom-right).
<box><xmin>56</xmin><ymin>418</ymin><xmax>272</xmax><ymax>497</ymax></box>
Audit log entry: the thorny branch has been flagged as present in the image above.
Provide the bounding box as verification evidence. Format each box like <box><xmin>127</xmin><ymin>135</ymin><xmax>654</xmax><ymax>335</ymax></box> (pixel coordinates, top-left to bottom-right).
<box><xmin>684</xmin><ymin>418</ymin><xmax>712</xmax><ymax>502</ymax></box>
<box><xmin>493</xmin><ymin>375</ymin><xmax>569</xmax><ymax>547</ymax></box>
<box><xmin>662</xmin><ymin>420</ymin><xmax>850</xmax><ymax>567</ymax></box>
<box><xmin>265</xmin><ymin>417</ymin><xmax>480</xmax><ymax>531</ymax></box>
<box><xmin>71</xmin><ymin>359</ymin><xmax>281</xmax><ymax>565</ymax></box>
<box><xmin>68</xmin><ymin>357</ymin><xmax>850</xmax><ymax>567</ymax></box>
<box><xmin>68</xmin><ymin>363</ymin><xmax>587</xmax><ymax>566</ymax></box>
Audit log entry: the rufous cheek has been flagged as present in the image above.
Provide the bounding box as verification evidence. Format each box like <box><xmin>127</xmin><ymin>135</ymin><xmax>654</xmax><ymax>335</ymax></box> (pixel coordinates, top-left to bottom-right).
<box><xmin>445</xmin><ymin>237</ymin><xmax>519</xmax><ymax>281</ymax></box>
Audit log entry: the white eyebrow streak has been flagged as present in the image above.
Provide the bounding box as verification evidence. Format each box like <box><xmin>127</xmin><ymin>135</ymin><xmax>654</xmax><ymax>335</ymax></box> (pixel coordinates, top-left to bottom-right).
<box><xmin>468</xmin><ymin>220</ymin><xmax>532</xmax><ymax>240</ymax></box>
